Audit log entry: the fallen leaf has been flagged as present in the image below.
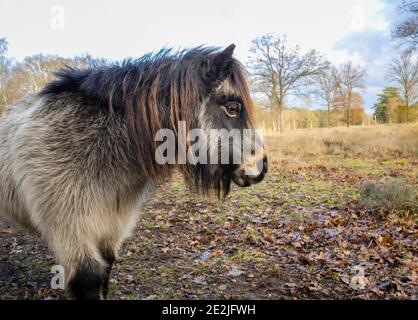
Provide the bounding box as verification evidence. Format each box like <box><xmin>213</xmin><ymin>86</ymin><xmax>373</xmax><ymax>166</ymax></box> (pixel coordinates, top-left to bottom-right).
<box><xmin>192</xmin><ymin>276</ymin><xmax>206</xmax><ymax>285</ymax></box>
<box><xmin>228</xmin><ymin>268</ymin><xmax>244</xmax><ymax>277</ymax></box>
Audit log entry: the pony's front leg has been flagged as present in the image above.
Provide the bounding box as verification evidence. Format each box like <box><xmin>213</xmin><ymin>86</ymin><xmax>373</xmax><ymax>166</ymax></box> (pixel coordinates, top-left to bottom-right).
<box><xmin>48</xmin><ymin>234</ymin><xmax>116</xmax><ymax>300</ymax></box>
<box><xmin>68</xmin><ymin>258</ymin><xmax>109</xmax><ymax>300</ymax></box>
<box><xmin>45</xmin><ymin>193</ymin><xmax>143</xmax><ymax>299</ymax></box>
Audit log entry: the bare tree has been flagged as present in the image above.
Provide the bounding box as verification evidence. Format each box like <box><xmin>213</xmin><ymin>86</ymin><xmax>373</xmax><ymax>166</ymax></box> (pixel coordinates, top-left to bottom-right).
<box><xmin>339</xmin><ymin>62</ymin><xmax>366</xmax><ymax>127</ymax></box>
<box><xmin>0</xmin><ymin>46</ymin><xmax>109</xmax><ymax>109</ymax></box>
<box><xmin>314</xmin><ymin>63</ymin><xmax>341</xmax><ymax>127</ymax></box>
<box><xmin>248</xmin><ymin>34</ymin><xmax>327</xmax><ymax>132</ymax></box>
<box><xmin>392</xmin><ymin>1</ymin><xmax>418</xmax><ymax>51</ymax></box>
<box><xmin>387</xmin><ymin>50</ymin><xmax>418</xmax><ymax>122</ymax></box>
<box><xmin>5</xmin><ymin>54</ymin><xmax>73</xmax><ymax>102</ymax></box>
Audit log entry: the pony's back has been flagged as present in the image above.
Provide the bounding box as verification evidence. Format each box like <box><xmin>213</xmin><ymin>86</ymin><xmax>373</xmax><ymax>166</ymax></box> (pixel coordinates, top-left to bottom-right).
<box><xmin>0</xmin><ymin>45</ymin><xmax>265</xmax><ymax>299</ymax></box>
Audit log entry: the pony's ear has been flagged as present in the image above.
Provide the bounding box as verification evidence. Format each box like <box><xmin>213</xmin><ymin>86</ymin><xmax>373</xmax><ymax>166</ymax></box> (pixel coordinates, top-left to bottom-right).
<box><xmin>203</xmin><ymin>44</ymin><xmax>236</xmax><ymax>88</ymax></box>
<box><xmin>212</xmin><ymin>44</ymin><xmax>235</xmax><ymax>78</ymax></box>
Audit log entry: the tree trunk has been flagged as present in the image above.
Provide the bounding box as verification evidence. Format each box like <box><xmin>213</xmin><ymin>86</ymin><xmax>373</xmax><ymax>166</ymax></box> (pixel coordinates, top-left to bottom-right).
<box><xmin>347</xmin><ymin>105</ymin><xmax>351</xmax><ymax>128</ymax></box>
<box><xmin>406</xmin><ymin>105</ymin><xmax>409</xmax><ymax>123</ymax></box>
<box><xmin>327</xmin><ymin>104</ymin><xmax>331</xmax><ymax>128</ymax></box>
<box><xmin>278</xmin><ymin>102</ymin><xmax>285</xmax><ymax>133</ymax></box>
<box><xmin>347</xmin><ymin>93</ymin><xmax>351</xmax><ymax>128</ymax></box>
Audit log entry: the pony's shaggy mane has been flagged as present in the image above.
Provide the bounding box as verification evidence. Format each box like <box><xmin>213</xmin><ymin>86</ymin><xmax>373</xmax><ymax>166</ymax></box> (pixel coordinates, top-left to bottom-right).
<box><xmin>40</xmin><ymin>46</ymin><xmax>255</xmax><ymax>196</ymax></box>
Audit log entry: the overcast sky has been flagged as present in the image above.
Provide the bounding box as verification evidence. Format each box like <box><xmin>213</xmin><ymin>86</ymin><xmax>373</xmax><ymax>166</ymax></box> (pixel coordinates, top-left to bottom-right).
<box><xmin>0</xmin><ymin>0</ymin><xmax>405</xmax><ymax>111</ymax></box>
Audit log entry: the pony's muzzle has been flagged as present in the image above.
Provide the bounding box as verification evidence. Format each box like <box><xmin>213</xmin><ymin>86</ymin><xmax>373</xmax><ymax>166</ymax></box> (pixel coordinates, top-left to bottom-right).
<box><xmin>232</xmin><ymin>155</ymin><xmax>268</xmax><ymax>187</ymax></box>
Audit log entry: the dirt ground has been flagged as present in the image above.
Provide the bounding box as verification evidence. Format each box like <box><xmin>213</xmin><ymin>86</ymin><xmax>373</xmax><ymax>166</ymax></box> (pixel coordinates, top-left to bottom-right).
<box><xmin>0</xmin><ymin>155</ymin><xmax>417</xmax><ymax>300</ymax></box>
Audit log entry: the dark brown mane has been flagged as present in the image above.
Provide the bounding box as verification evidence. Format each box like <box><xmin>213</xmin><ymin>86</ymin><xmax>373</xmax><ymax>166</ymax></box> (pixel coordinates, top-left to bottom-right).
<box><xmin>40</xmin><ymin>46</ymin><xmax>254</xmax><ymax>195</ymax></box>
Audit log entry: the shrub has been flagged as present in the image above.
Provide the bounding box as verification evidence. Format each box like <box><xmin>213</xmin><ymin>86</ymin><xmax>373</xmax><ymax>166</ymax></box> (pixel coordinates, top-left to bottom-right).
<box><xmin>361</xmin><ymin>179</ymin><xmax>418</xmax><ymax>217</ymax></box>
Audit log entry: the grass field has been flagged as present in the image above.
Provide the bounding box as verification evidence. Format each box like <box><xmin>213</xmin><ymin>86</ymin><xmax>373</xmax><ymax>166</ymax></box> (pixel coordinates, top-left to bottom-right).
<box><xmin>0</xmin><ymin>124</ymin><xmax>417</xmax><ymax>299</ymax></box>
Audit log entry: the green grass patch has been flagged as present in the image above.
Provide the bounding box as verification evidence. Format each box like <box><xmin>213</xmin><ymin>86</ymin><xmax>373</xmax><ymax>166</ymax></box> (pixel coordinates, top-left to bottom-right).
<box><xmin>232</xmin><ymin>249</ymin><xmax>267</xmax><ymax>264</ymax></box>
<box><xmin>141</xmin><ymin>221</ymin><xmax>159</xmax><ymax>230</ymax></box>
<box><xmin>382</xmin><ymin>159</ymin><xmax>408</xmax><ymax>166</ymax></box>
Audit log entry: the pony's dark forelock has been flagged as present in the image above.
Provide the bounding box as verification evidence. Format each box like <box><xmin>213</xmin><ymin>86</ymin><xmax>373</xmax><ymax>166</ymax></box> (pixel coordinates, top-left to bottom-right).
<box><xmin>40</xmin><ymin>46</ymin><xmax>254</xmax><ymax>196</ymax></box>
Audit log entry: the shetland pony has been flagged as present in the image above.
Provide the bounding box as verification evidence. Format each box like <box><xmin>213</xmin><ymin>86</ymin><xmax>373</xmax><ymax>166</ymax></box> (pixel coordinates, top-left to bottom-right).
<box><xmin>0</xmin><ymin>45</ymin><xmax>267</xmax><ymax>299</ymax></box>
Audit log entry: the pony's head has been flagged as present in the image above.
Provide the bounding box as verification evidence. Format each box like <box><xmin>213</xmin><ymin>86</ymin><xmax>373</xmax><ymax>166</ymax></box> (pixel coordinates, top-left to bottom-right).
<box><xmin>177</xmin><ymin>45</ymin><xmax>268</xmax><ymax>196</ymax></box>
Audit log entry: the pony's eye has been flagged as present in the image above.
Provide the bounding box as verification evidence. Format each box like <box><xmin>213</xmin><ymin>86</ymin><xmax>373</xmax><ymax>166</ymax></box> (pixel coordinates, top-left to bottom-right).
<box><xmin>222</xmin><ymin>102</ymin><xmax>241</xmax><ymax>118</ymax></box>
